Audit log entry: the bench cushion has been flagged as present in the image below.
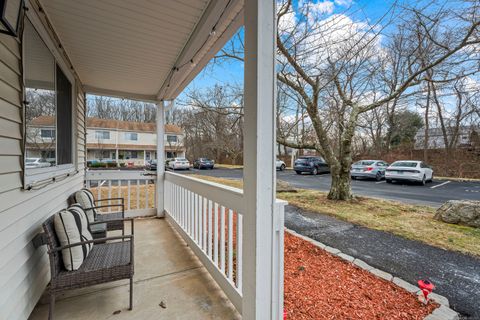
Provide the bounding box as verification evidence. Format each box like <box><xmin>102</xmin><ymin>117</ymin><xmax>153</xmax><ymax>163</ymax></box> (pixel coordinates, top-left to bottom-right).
<box><xmin>73</xmin><ymin>189</ymin><xmax>97</xmax><ymax>222</ymax></box>
<box><xmin>54</xmin><ymin>205</ymin><xmax>93</xmax><ymax>271</ymax></box>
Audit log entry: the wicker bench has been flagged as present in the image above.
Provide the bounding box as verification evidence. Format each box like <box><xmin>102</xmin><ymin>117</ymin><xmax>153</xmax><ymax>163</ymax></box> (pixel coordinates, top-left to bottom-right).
<box><xmin>42</xmin><ymin>215</ymin><xmax>134</xmax><ymax>320</ymax></box>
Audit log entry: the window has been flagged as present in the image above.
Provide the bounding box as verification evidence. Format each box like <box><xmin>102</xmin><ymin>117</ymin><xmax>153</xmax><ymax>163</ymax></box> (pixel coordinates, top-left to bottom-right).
<box><xmin>124</xmin><ymin>151</ymin><xmax>138</xmax><ymax>159</ymax></box>
<box><xmin>95</xmin><ymin>130</ymin><xmax>110</xmax><ymax>140</ymax></box>
<box><xmin>167</xmin><ymin>135</ymin><xmax>177</xmax><ymax>143</ymax></box>
<box><xmin>24</xmin><ymin>19</ymin><xmax>74</xmax><ymax>184</ymax></box>
<box><xmin>124</xmin><ymin>132</ymin><xmax>138</xmax><ymax>141</ymax></box>
<box><xmin>41</xmin><ymin>129</ymin><xmax>55</xmax><ymax>138</ymax></box>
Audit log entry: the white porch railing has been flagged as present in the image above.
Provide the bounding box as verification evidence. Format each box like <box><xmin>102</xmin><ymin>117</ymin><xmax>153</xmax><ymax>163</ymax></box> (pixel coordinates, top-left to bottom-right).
<box><xmin>85</xmin><ymin>170</ymin><xmax>157</xmax><ymax>217</ymax></box>
<box><xmin>164</xmin><ymin>171</ymin><xmax>286</xmax><ymax>318</ymax></box>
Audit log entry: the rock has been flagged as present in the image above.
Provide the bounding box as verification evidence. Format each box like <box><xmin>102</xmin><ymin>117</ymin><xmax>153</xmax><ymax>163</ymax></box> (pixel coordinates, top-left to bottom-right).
<box><xmin>434</xmin><ymin>200</ymin><xmax>480</xmax><ymax>228</ymax></box>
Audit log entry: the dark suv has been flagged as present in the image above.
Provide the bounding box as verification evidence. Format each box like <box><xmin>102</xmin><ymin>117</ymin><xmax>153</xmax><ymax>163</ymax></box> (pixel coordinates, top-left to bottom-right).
<box><xmin>294</xmin><ymin>156</ymin><xmax>330</xmax><ymax>175</ymax></box>
<box><xmin>193</xmin><ymin>158</ymin><xmax>215</xmax><ymax>169</ymax></box>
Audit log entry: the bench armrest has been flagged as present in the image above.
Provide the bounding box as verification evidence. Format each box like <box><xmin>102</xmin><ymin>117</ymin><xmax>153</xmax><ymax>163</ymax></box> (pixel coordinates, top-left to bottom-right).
<box><xmin>50</xmin><ymin>235</ymin><xmax>133</xmax><ymax>252</ymax></box>
<box><xmin>89</xmin><ymin>218</ymin><xmax>134</xmax><ymax>235</ymax></box>
<box><xmin>95</xmin><ymin>198</ymin><xmax>124</xmax><ymax>205</ymax></box>
<box><xmin>85</xmin><ymin>204</ymin><xmax>125</xmax><ymax>216</ymax></box>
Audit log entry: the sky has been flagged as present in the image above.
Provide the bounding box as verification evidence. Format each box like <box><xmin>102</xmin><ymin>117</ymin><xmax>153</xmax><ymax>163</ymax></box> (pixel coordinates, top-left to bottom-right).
<box><xmin>178</xmin><ymin>0</ymin><xmax>396</xmax><ymax>102</ymax></box>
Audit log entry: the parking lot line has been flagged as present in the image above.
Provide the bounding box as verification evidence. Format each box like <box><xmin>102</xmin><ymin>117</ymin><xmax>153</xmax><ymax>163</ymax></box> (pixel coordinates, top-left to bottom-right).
<box><xmin>431</xmin><ymin>181</ymin><xmax>451</xmax><ymax>189</ymax></box>
<box><xmin>375</xmin><ymin>181</ymin><xmax>386</xmax><ymax>184</ymax></box>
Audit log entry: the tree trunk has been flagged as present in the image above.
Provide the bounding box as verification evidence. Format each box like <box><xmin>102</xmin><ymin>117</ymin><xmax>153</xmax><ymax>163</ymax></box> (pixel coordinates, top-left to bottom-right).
<box><xmin>328</xmin><ymin>165</ymin><xmax>352</xmax><ymax>200</ymax></box>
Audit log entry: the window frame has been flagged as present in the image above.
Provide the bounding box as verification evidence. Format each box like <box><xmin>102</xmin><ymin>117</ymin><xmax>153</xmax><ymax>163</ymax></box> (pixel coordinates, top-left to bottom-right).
<box><xmin>166</xmin><ymin>134</ymin><xmax>177</xmax><ymax>143</ymax></box>
<box><xmin>124</xmin><ymin>132</ymin><xmax>138</xmax><ymax>141</ymax></box>
<box><xmin>22</xmin><ymin>11</ymin><xmax>77</xmax><ymax>188</ymax></box>
<box><xmin>95</xmin><ymin>130</ymin><xmax>111</xmax><ymax>140</ymax></box>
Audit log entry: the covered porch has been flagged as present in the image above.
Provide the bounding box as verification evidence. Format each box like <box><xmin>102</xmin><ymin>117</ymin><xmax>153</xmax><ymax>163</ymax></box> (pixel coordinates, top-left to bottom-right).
<box><xmin>30</xmin><ymin>217</ymin><xmax>240</xmax><ymax>319</ymax></box>
<box><xmin>13</xmin><ymin>0</ymin><xmax>283</xmax><ymax>319</ymax></box>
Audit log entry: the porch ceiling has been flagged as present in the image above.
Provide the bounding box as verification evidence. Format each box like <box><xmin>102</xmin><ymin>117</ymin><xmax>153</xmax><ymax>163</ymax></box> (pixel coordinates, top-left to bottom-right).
<box><xmin>37</xmin><ymin>0</ymin><xmax>243</xmax><ymax>101</ymax></box>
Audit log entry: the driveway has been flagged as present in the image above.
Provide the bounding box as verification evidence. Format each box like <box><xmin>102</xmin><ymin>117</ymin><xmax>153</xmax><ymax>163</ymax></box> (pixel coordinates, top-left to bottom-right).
<box><xmin>180</xmin><ymin>168</ymin><xmax>480</xmax><ymax>207</ymax></box>
<box><xmin>285</xmin><ymin>205</ymin><xmax>480</xmax><ymax>319</ymax></box>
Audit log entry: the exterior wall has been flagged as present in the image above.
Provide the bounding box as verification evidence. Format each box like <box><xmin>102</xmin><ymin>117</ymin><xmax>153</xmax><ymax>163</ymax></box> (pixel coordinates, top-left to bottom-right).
<box><xmin>0</xmin><ymin>20</ymin><xmax>85</xmax><ymax>320</ymax></box>
<box><xmin>86</xmin><ymin>127</ymin><xmax>184</xmax><ymax>148</ymax></box>
<box><xmin>86</xmin><ymin>127</ymin><xmax>185</xmax><ymax>163</ymax></box>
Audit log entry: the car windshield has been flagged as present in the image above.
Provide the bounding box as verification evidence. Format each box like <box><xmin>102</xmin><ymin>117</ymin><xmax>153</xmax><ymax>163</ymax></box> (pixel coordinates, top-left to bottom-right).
<box><xmin>354</xmin><ymin>161</ymin><xmax>375</xmax><ymax>166</ymax></box>
<box><xmin>26</xmin><ymin>159</ymin><xmax>36</xmax><ymax>163</ymax></box>
<box><xmin>296</xmin><ymin>158</ymin><xmax>311</xmax><ymax>163</ymax></box>
<box><xmin>176</xmin><ymin>158</ymin><xmax>187</xmax><ymax>161</ymax></box>
<box><xmin>391</xmin><ymin>161</ymin><xmax>418</xmax><ymax>167</ymax></box>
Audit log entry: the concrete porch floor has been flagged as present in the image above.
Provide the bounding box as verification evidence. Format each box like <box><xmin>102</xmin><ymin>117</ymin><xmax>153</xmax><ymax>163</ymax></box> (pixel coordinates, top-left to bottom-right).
<box><xmin>29</xmin><ymin>218</ymin><xmax>240</xmax><ymax>320</ymax></box>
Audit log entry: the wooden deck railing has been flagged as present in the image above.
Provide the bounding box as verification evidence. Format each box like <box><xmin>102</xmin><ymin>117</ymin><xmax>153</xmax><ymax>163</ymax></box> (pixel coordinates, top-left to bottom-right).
<box><xmin>164</xmin><ymin>171</ymin><xmax>285</xmax><ymax>317</ymax></box>
<box><xmin>85</xmin><ymin>170</ymin><xmax>157</xmax><ymax>217</ymax></box>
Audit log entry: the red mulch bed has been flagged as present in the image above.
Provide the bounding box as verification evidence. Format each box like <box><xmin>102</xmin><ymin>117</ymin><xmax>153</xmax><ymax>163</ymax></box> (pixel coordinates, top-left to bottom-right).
<box><xmin>284</xmin><ymin>232</ymin><xmax>438</xmax><ymax>319</ymax></box>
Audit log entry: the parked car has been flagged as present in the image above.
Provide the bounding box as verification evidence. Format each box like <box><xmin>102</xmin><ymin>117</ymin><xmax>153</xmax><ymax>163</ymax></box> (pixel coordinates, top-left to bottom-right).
<box><xmin>146</xmin><ymin>159</ymin><xmax>157</xmax><ymax>171</ymax></box>
<box><xmin>350</xmin><ymin>160</ymin><xmax>389</xmax><ymax>181</ymax></box>
<box><xmin>193</xmin><ymin>158</ymin><xmax>215</xmax><ymax>169</ymax></box>
<box><xmin>276</xmin><ymin>159</ymin><xmax>286</xmax><ymax>171</ymax></box>
<box><xmin>168</xmin><ymin>157</ymin><xmax>190</xmax><ymax>170</ymax></box>
<box><xmin>385</xmin><ymin>160</ymin><xmax>434</xmax><ymax>185</ymax></box>
<box><xmin>294</xmin><ymin>156</ymin><xmax>329</xmax><ymax>175</ymax></box>
<box><xmin>25</xmin><ymin>157</ymin><xmax>51</xmax><ymax>168</ymax></box>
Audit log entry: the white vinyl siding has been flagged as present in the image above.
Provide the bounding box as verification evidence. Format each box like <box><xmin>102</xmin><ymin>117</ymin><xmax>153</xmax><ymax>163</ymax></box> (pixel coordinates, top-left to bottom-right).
<box><xmin>0</xmin><ymin>15</ymin><xmax>85</xmax><ymax>320</ymax></box>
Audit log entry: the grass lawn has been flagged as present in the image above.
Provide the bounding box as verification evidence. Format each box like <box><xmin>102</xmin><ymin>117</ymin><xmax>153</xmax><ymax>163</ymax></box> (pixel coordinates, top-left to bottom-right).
<box><xmin>189</xmin><ymin>174</ymin><xmax>480</xmax><ymax>257</ymax></box>
<box><xmin>215</xmin><ymin>164</ymin><xmax>244</xmax><ymax>169</ymax></box>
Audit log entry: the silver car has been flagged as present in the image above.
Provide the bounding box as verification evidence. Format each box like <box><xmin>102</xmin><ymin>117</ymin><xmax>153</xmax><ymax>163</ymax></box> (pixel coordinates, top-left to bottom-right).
<box><xmin>350</xmin><ymin>160</ymin><xmax>389</xmax><ymax>181</ymax></box>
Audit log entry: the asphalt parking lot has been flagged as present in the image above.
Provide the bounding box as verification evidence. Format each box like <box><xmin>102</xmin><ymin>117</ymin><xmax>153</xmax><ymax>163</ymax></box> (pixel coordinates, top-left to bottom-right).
<box><xmin>179</xmin><ymin>167</ymin><xmax>480</xmax><ymax>207</ymax></box>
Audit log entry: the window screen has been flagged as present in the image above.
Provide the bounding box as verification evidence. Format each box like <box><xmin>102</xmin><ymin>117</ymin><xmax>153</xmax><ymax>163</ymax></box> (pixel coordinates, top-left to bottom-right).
<box><xmin>56</xmin><ymin>64</ymin><xmax>73</xmax><ymax>165</ymax></box>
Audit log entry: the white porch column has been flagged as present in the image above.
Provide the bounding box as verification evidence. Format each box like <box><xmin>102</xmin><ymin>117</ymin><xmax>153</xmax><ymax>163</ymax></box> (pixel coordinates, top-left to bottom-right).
<box><xmin>156</xmin><ymin>100</ymin><xmax>166</xmax><ymax>217</ymax></box>
<box><xmin>243</xmin><ymin>0</ymin><xmax>278</xmax><ymax>319</ymax></box>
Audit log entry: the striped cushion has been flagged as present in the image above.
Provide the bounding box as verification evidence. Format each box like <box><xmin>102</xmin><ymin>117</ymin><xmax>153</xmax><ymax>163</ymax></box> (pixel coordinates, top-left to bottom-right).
<box><xmin>73</xmin><ymin>189</ymin><xmax>97</xmax><ymax>222</ymax></box>
<box><xmin>54</xmin><ymin>205</ymin><xmax>94</xmax><ymax>271</ymax></box>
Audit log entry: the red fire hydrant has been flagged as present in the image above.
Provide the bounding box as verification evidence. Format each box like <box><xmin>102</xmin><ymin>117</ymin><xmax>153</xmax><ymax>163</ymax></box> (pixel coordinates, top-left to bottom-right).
<box><xmin>418</xmin><ymin>279</ymin><xmax>435</xmax><ymax>304</ymax></box>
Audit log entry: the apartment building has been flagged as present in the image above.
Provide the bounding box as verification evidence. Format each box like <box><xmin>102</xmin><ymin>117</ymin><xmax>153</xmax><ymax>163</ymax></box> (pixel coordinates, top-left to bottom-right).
<box><xmin>27</xmin><ymin>116</ymin><xmax>185</xmax><ymax>165</ymax></box>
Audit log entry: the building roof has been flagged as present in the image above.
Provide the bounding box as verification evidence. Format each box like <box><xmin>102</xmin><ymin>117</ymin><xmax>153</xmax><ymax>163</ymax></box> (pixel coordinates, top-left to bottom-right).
<box><xmin>29</xmin><ymin>116</ymin><xmax>182</xmax><ymax>134</ymax></box>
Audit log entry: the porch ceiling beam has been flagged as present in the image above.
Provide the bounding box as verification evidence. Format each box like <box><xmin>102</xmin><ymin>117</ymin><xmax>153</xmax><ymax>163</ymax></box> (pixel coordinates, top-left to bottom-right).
<box><xmin>83</xmin><ymin>85</ymin><xmax>158</xmax><ymax>102</ymax></box>
<box><xmin>157</xmin><ymin>0</ymin><xmax>243</xmax><ymax>101</ymax></box>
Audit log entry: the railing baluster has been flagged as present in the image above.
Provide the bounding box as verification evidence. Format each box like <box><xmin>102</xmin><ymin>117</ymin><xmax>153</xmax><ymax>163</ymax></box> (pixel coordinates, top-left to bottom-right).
<box><xmin>236</xmin><ymin>213</ymin><xmax>243</xmax><ymax>292</ymax></box>
<box><xmin>220</xmin><ymin>206</ymin><xmax>226</xmax><ymax>273</ymax></box>
<box><xmin>228</xmin><ymin>209</ymin><xmax>233</xmax><ymax>282</ymax></box>
<box><xmin>187</xmin><ymin>190</ymin><xmax>191</xmax><ymax>235</ymax></box>
<box><xmin>127</xmin><ymin>180</ymin><xmax>131</xmax><ymax>210</ymax></box>
<box><xmin>136</xmin><ymin>179</ymin><xmax>140</xmax><ymax>210</ymax></box>
<box><xmin>117</xmin><ymin>179</ymin><xmax>121</xmax><ymax>201</ymax></box>
<box><xmin>203</xmin><ymin>198</ymin><xmax>207</xmax><ymax>252</ymax></box>
<box><xmin>97</xmin><ymin>180</ymin><xmax>101</xmax><ymax>201</ymax></box>
<box><xmin>108</xmin><ymin>180</ymin><xmax>112</xmax><ymax>212</ymax></box>
<box><xmin>198</xmin><ymin>195</ymin><xmax>204</xmax><ymax>250</ymax></box>
<box><xmin>214</xmin><ymin>202</ymin><xmax>219</xmax><ymax>266</ymax></box>
<box><xmin>194</xmin><ymin>193</ymin><xmax>199</xmax><ymax>243</ymax></box>
<box><xmin>208</xmin><ymin>200</ymin><xmax>213</xmax><ymax>259</ymax></box>
<box><xmin>145</xmin><ymin>179</ymin><xmax>149</xmax><ymax>209</ymax></box>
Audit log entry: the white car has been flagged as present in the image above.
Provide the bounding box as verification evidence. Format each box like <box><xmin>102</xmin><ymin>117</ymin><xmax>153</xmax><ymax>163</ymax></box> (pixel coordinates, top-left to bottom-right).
<box><xmin>276</xmin><ymin>159</ymin><xmax>286</xmax><ymax>171</ymax></box>
<box><xmin>25</xmin><ymin>157</ymin><xmax>51</xmax><ymax>168</ymax></box>
<box><xmin>385</xmin><ymin>160</ymin><xmax>433</xmax><ymax>185</ymax></box>
<box><xmin>168</xmin><ymin>157</ymin><xmax>190</xmax><ymax>170</ymax></box>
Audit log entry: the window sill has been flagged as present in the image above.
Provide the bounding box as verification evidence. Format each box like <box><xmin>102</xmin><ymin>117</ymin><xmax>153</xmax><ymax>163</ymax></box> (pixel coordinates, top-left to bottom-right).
<box><xmin>24</xmin><ymin>164</ymin><xmax>78</xmax><ymax>190</ymax></box>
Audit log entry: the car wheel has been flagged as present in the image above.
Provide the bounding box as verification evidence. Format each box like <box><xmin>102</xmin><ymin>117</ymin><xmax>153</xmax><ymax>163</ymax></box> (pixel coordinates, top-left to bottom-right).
<box><xmin>429</xmin><ymin>173</ymin><xmax>434</xmax><ymax>183</ymax></box>
<box><xmin>280</xmin><ymin>164</ymin><xmax>286</xmax><ymax>171</ymax></box>
<box><xmin>386</xmin><ymin>179</ymin><xmax>392</xmax><ymax>183</ymax></box>
<box><xmin>375</xmin><ymin>172</ymin><xmax>382</xmax><ymax>181</ymax></box>
<box><xmin>296</xmin><ymin>171</ymin><xmax>301</xmax><ymax>175</ymax></box>
<box><xmin>312</xmin><ymin>168</ymin><xmax>318</xmax><ymax>175</ymax></box>
<box><xmin>421</xmin><ymin>175</ymin><xmax>426</xmax><ymax>186</ymax></box>
<box><xmin>351</xmin><ymin>176</ymin><xmax>356</xmax><ymax>180</ymax></box>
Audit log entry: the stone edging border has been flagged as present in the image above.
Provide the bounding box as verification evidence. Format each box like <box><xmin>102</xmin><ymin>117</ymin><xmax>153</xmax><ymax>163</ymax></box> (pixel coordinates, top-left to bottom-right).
<box><xmin>285</xmin><ymin>229</ymin><xmax>459</xmax><ymax>320</ymax></box>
